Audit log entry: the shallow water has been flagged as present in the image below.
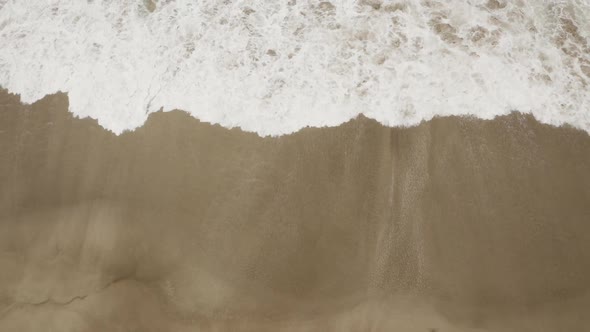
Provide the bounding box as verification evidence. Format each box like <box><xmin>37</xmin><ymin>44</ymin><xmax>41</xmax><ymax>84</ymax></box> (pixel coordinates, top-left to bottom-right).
<box><xmin>1</xmin><ymin>90</ymin><xmax>590</xmax><ymax>331</ymax></box>
<box><xmin>1</xmin><ymin>1</ymin><xmax>589</xmax><ymax>134</ymax></box>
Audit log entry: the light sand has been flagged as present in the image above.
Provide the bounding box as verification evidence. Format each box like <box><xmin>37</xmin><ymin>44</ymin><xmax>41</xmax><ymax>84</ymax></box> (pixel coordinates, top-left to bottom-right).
<box><xmin>1</xmin><ymin>90</ymin><xmax>590</xmax><ymax>331</ymax></box>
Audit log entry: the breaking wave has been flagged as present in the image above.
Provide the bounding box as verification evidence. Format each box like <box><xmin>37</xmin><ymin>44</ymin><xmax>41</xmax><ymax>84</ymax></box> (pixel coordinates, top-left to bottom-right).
<box><xmin>1</xmin><ymin>0</ymin><xmax>589</xmax><ymax>135</ymax></box>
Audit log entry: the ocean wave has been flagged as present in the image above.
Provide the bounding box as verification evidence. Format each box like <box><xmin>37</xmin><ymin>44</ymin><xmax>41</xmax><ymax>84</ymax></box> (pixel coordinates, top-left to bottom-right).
<box><xmin>1</xmin><ymin>0</ymin><xmax>589</xmax><ymax>135</ymax></box>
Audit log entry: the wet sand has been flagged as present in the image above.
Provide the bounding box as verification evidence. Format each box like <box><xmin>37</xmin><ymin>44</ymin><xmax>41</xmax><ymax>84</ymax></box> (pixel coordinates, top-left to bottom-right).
<box><xmin>1</xmin><ymin>89</ymin><xmax>590</xmax><ymax>331</ymax></box>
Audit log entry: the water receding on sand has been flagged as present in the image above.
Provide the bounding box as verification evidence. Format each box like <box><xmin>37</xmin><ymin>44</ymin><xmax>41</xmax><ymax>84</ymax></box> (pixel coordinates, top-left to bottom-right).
<box><xmin>1</xmin><ymin>90</ymin><xmax>590</xmax><ymax>331</ymax></box>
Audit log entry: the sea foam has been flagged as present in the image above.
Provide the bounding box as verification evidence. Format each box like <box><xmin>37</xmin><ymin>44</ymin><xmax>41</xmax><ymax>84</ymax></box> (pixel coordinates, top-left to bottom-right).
<box><xmin>1</xmin><ymin>0</ymin><xmax>589</xmax><ymax>135</ymax></box>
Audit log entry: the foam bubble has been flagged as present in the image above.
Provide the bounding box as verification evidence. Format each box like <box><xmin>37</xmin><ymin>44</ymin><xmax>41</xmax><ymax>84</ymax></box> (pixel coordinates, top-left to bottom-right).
<box><xmin>1</xmin><ymin>0</ymin><xmax>589</xmax><ymax>135</ymax></box>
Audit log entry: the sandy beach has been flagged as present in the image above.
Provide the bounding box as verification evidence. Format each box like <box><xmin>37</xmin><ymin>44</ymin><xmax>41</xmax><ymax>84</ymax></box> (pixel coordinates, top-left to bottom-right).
<box><xmin>1</xmin><ymin>89</ymin><xmax>590</xmax><ymax>331</ymax></box>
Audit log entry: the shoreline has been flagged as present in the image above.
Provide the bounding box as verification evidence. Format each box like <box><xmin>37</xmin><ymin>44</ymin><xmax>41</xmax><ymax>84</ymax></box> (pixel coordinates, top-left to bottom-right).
<box><xmin>1</xmin><ymin>89</ymin><xmax>588</xmax><ymax>139</ymax></box>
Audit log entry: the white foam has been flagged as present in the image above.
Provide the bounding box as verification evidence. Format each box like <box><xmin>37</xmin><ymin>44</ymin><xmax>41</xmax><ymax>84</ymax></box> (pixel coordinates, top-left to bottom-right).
<box><xmin>1</xmin><ymin>0</ymin><xmax>589</xmax><ymax>135</ymax></box>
